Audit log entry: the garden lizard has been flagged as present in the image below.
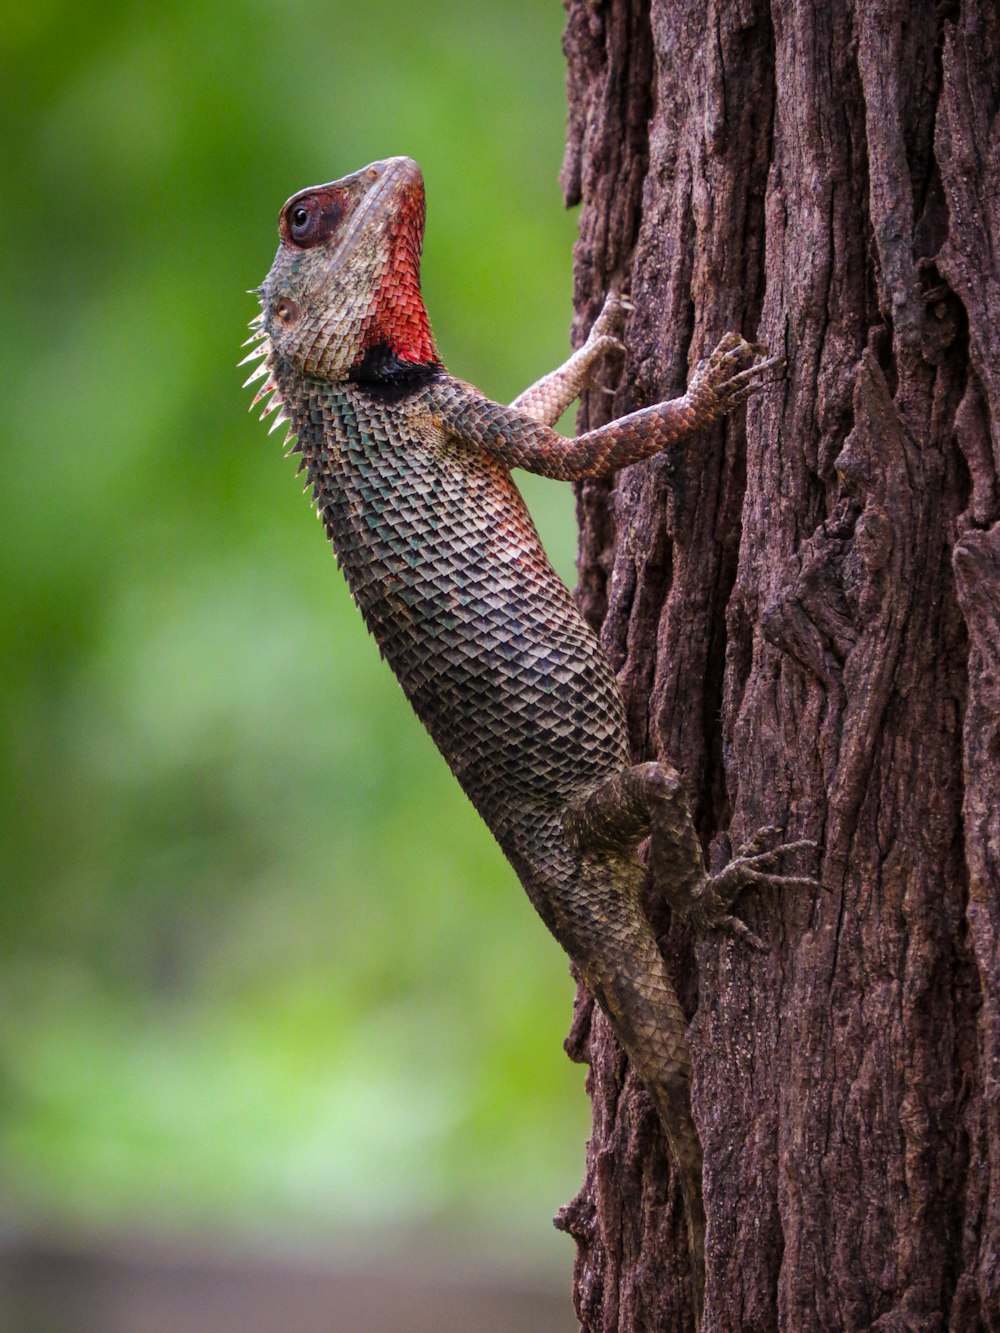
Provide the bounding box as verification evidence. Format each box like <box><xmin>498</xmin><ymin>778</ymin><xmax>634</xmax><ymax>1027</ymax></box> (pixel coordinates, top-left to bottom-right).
<box><xmin>243</xmin><ymin>156</ymin><xmax>818</xmax><ymax>1315</ymax></box>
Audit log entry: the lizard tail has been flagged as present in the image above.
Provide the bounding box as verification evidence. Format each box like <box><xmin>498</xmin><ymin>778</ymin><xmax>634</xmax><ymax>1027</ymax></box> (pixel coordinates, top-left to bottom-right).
<box><xmin>577</xmin><ymin>906</ymin><xmax>706</xmax><ymax>1324</ymax></box>
<box><xmin>517</xmin><ymin>814</ymin><xmax>707</xmax><ymax>1320</ymax></box>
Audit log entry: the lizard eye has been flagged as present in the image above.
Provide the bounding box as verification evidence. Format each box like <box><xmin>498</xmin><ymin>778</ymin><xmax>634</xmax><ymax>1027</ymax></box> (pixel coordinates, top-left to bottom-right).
<box><xmin>290</xmin><ymin>203</ymin><xmax>314</xmax><ymax>242</ymax></box>
<box><xmin>283</xmin><ymin>192</ymin><xmax>344</xmax><ymax>249</ymax></box>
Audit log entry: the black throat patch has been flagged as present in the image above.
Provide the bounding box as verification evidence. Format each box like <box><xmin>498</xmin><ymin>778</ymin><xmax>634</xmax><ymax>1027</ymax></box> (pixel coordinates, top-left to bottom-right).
<box><xmin>347</xmin><ymin>341</ymin><xmax>443</xmax><ymax>401</ymax></box>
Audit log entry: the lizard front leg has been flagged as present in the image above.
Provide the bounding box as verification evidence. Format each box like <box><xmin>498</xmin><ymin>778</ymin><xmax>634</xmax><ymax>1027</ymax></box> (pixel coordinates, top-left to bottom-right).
<box><xmin>433</xmin><ymin>331</ymin><xmax>782</xmax><ymax>481</ymax></box>
<box><xmin>510</xmin><ymin>291</ymin><xmax>630</xmax><ymax>426</ymax></box>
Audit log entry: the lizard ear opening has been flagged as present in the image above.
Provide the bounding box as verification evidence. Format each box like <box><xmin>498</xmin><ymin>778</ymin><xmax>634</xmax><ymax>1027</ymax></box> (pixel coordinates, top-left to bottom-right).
<box><xmin>273</xmin><ymin>297</ymin><xmax>301</xmax><ymax>326</ymax></box>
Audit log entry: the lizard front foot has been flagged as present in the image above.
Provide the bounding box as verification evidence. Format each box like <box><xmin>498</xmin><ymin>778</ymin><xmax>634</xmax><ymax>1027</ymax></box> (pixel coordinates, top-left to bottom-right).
<box><xmin>686</xmin><ymin>332</ymin><xmax>784</xmax><ymax>422</ymax></box>
<box><xmin>508</xmin><ymin>289</ymin><xmax>632</xmax><ymax>423</ymax></box>
<box><xmin>578</xmin><ymin>290</ymin><xmax>631</xmax><ymax>394</ymax></box>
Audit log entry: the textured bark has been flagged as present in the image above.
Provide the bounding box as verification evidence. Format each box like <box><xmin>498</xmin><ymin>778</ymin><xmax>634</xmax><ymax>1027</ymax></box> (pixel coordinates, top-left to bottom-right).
<box><xmin>555</xmin><ymin>2</ymin><xmax>1000</xmax><ymax>1329</ymax></box>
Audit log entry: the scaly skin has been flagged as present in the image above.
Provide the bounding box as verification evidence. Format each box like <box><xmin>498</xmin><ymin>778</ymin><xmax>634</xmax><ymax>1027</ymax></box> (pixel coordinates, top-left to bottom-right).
<box><xmin>244</xmin><ymin>157</ymin><xmax>818</xmax><ymax>1319</ymax></box>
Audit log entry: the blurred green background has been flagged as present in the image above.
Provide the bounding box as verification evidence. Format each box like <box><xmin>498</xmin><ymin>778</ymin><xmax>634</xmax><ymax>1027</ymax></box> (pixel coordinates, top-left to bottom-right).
<box><xmin>0</xmin><ymin>0</ymin><xmax>590</xmax><ymax>1280</ymax></box>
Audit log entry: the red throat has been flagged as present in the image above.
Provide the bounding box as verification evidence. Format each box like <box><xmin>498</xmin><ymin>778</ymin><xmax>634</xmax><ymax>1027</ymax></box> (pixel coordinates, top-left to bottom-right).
<box><xmin>365</xmin><ymin>186</ymin><xmax>438</xmax><ymax>366</ymax></box>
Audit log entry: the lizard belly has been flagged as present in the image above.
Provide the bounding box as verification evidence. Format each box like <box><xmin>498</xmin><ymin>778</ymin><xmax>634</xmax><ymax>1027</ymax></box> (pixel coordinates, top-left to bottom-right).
<box><xmin>302</xmin><ymin>384</ymin><xmax>629</xmax><ymax>832</ymax></box>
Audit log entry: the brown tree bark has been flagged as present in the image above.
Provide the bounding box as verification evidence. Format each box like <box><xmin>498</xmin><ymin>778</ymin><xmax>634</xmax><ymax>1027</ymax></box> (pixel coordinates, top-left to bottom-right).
<box><xmin>554</xmin><ymin>2</ymin><xmax>1000</xmax><ymax>1329</ymax></box>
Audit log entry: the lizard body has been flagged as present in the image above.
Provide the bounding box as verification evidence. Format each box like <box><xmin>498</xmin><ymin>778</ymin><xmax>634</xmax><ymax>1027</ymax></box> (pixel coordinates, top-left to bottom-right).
<box><xmin>245</xmin><ymin>157</ymin><xmax>817</xmax><ymax>1317</ymax></box>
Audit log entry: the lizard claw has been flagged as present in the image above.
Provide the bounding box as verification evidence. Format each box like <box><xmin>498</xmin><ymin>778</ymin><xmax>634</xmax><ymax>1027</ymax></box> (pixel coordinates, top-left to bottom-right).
<box><xmin>738</xmin><ymin>824</ymin><xmax>783</xmax><ymax>856</ymax></box>
<box><xmin>589</xmin><ymin>290</ymin><xmax>632</xmax><ymax>343</ymax></box>
<box><xmin>716</xmin><ymin>914</ymin><xmax>767</xmax><ymax>952</ymax></box>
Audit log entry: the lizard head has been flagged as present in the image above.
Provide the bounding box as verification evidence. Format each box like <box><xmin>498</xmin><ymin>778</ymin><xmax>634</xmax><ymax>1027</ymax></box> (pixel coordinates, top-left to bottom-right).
<box><xmin>256</xmin><ymin>156</ymin><xmax>439</xmax><ymax>383</ymax></box>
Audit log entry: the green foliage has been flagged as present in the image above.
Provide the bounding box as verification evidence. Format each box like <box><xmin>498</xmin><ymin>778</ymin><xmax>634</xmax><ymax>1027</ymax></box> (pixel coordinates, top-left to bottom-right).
<box><xmin>0</xmin><ymin>0</ymin><xmax>589</xmax><ymax>1264</ymax></box>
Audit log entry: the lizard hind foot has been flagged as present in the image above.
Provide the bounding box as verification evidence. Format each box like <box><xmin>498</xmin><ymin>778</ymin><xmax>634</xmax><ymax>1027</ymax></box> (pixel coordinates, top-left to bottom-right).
<box><xmin>687</xmin><ymin>826</ymin><xmax>824</xmax><ymax>948</ymax></box>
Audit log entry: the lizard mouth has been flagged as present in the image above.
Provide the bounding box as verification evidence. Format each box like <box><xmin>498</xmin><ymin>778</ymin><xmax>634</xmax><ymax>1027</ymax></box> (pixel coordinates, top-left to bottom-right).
<box><xmin>329</xmin><ymin>156</ymin><xmax>422</xmax><ymax>262</ymax></box>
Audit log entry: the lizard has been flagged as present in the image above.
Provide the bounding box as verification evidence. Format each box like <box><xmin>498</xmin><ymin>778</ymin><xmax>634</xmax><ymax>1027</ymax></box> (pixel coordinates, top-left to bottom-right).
<box><xmin>242</xmin><ymin>156</ymin><xmax>818</xmax><ymax>1319</ymax></box>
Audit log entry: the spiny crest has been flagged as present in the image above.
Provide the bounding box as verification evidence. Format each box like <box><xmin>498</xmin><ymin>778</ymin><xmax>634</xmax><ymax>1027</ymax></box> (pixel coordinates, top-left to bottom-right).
<box><xmin>239</xmin><ymin>314</ymin><xmax>297</xmax><ymax>452</ymax></box>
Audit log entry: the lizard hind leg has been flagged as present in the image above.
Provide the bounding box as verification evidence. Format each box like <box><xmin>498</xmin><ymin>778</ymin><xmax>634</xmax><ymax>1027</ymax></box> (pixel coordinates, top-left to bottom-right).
<box><xmin>563</xmin><ymin>762</ymin><xmax>820</xmax><ymax>1320</ymax></box>
<box><xmin>565</xmin><ymin>760</ymin><xmax>705</xmax><ymax>903</ymax></box>
<box><xmin>565</xmin><ymin>761</ymin><xmax>822</xmax><ymax>949</ymax></box>
<box><xmin>561</xmin><ymin>763</ymin><xmax>706</xmax><ymax>1318</ymax></box>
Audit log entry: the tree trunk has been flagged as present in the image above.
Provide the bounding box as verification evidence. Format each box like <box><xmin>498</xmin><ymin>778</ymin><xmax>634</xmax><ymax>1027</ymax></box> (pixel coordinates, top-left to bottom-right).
<box><xmin>554</xmin><ymin>1</ymin><xmax>1000</xmax><ymax>1329</ymax></box>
